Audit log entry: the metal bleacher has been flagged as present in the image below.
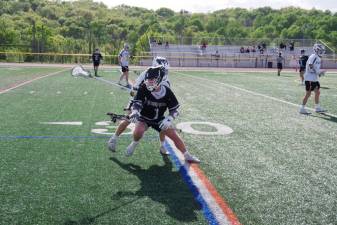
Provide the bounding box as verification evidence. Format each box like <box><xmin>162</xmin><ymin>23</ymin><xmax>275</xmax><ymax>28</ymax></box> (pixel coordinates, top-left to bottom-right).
<box><xmin>141</xmin><ymin>39</ymin><xmax>336</xmax><ymax>69</ymax></box>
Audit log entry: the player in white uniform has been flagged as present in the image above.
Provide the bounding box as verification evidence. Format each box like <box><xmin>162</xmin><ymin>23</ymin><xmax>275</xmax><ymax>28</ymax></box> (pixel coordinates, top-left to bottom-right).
<box><xmin>108</xmin><ymin>57</ymin><xmax>171</xmax><ymax>155</ymax></box>
<box><xmin>118</xmin><ymin>43</ymin><xmax>131</xmax><ymax>87</ymax></box>
<box><xmin>299</xmin><ymin>44</ymin><xmax>327</xmax><ymax>114</ymax></box>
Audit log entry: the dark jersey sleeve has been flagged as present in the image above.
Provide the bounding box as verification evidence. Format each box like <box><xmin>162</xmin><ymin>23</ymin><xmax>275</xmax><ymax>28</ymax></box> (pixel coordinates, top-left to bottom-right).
<box><xmin>299</xmin><ymin>55</ymin><xmax>309</xmax><ymax>67</ymax></box>
<box><xmin>132</xmin><ymin>84</ymin><xmax>147</xmax><ymax>111</ymax></box>
<box><xmin>166</xmin><ymin>87</ymin><xmax>180</xmax><ymax>113</ymax></box>
<box><xmin>304</xmin><ymin>55</ymin><xmax>308</xmax><ymax>65</ymax></box>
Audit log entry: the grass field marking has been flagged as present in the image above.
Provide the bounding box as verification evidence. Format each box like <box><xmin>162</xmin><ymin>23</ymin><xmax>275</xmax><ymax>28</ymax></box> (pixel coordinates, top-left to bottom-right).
<box><xmin>173</xmin><ymin>71</ymin><xmax>337</xmax><ymax>118</ymax></box>
<box><xmin>94</xmin><ymin>76</ymin><xmax>131</xmax><ymax>91</ymax></box>
<box><xmin>0</xmin><ymin>135</ymin><xmax>158</xmax><ymax>140</ymax></box>
<box><xmin>39</xmin><ymin>122</ymin><xmax>83</xmax><ymax>125</ymax></box>
<box><xmin>165</xmin><ymin>138</ymin><xmax>241</xmax><ymax>225</ymax></box>
<box><xmin>176</xmin><ymin>121</ymin><xmax>233</xmax><ymax>135</ymax></box>
<box><xmin>0</xmin><ymin>69</ymin><xmax>67</xmax><ymax>95</ymax></box>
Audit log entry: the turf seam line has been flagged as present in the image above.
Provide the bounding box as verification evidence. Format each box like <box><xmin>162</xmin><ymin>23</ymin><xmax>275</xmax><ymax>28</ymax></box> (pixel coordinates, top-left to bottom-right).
<box><xmin>164</xmin><ymin>138</ymin><xmax>241</xmax><ymax>225</ymax></box>
<box><xmin>0</xmin><ymin>69</ymin><xmax>67</xmax><ymax>94</ymax></box>
<box><xmin>173</xmin><ymin>71</ymin><xmax>337</xmax><ymax>118</ymax></box>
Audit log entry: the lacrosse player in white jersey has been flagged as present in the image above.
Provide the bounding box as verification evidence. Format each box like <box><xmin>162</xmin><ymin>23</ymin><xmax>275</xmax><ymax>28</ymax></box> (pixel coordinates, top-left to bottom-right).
<box><xmin>299</xmin><ymin>43</ymin><xmax>327</xmax><ymax>114</ymax></box>
<box><xmin>118</xmin><ymin>43</ymin><xmax>131</xmax><ymax>87</ymax></box>
<box><xmin>108</xmin><ymin>57</ymin><xmax>171</xmax><ymax>155</ymax></box>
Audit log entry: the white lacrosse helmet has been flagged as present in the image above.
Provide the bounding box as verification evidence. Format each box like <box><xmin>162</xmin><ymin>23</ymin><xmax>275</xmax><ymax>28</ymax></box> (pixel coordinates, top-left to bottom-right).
<box><xmin>152</xmin><ymin>56</ymin><xmax>169</xmax><ymax>70</ymax></box>
<box><xmin>313</xmin><ymin>43</ymin><xmax>325</xmax><ymax>56</ymax></box>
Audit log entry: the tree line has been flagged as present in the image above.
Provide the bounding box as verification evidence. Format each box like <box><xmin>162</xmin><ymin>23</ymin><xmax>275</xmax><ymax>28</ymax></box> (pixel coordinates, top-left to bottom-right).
<box><xmin>1</xmin><ymin>0</ymin><xmax>336</xmax><ymax>57</ymax></box>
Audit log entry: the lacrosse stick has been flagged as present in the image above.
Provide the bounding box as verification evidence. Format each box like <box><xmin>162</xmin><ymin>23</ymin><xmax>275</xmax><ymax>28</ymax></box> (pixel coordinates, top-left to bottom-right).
<box><xmin>106</xmin><ymin>112</ymin><xmax>129</xmax><ymax>123</ymax></box>
<box><xmin>106</xmin><ymin>112</ymin><xmax>182</xmax><ymax>132</ymax></box>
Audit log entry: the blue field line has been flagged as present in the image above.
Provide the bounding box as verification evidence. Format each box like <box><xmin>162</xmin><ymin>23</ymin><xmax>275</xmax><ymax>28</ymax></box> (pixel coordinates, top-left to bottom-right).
<box><xmin>164</xmin><ymin>141</ymin><xmax>219</xmax><ymax>225</ymax></box>
<box><xmin>0</xmin><ymin>135</ymin><xmax>158</xmax><ymax>140</ymax></box>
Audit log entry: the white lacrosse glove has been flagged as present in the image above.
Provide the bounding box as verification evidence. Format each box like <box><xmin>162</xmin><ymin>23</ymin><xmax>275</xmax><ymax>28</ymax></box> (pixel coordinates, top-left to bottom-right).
<box><xmin>129</xmin><ymin>110</ymin><xmax>140</xmax><ymax>123</ymax></box>
<box><xmin>159</xmin><ymin>115</ymin><xmax>174</xmax><ymax>130</ymax></box>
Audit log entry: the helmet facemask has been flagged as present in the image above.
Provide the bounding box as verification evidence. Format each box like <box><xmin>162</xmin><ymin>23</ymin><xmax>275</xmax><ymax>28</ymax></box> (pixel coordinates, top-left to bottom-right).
<box><xmin>145</xmin><ymin>78</ymin><xmax>159</xmax><ymax>91</ymax></box>
<box><xmin>144</xmin><ymin>66</ymin><xmax>164</xmax><ymax>92</ymax></box>
<box><xmin>313</xmin><ymin>44</ymin><xmax>325</xmax><ymax>56</ymax></box>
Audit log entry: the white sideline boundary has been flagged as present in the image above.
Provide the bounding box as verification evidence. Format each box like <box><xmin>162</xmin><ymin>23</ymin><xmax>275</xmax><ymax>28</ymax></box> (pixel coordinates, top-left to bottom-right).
<box><xmin>164</xmin><ymin>138</ymin><xmax>241</xmax><ymax>225</ymax></box>
<box><xmin>0</xmin><ymin>69</ymin><xmax>67</xmax><ymax>95</ymax></box>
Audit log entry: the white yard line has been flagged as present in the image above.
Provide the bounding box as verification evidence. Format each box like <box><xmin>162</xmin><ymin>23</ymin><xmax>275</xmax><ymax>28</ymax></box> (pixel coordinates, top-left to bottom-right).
<box><xmin>0</xmin><ymin>69</ymin><xmax>67</xmax><ymax>95</ymax></box>
<box><xmin>173</xmin><ymin>71</ymin><xmax>337</xmax><ymax>118</ymax></box>
<box><xmin>40</xmin><ymin>122</ymin><xmax>83</xmax><ymax>125</ymax></box>
<box><xmin>94</xmin><ymin>77</ymin><xmax>131</xmax><ymax>91</ymax></box>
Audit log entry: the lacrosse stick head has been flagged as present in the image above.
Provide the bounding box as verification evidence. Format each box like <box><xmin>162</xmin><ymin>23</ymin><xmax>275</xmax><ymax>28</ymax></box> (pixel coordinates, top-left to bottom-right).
<box><xmin>71</xmin><ymin>65</ymin><xmax>91</xmax><ymax>78</ymax></box>
<box><xmin>106</xmin><ymin>112</ymin><xmax>129</xmax><ymax>123</ymax></box>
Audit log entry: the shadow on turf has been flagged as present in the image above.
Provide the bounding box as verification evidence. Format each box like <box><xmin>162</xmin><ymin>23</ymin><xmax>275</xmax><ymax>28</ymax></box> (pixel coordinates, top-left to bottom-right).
<box><xmin>63</xmin><ymin>197</ymin><xmax>142</xmax><ymax>225</ymax></box>
<box><xmin>310</xmin><ymin>112</ymin><xmax>337</xmax><ymax>123</ymax></box>
<box><xmin>64</xmin><ymin>155</ymin><xmax>201</xmax><ymax>225</ymax></box>
<box><xmin>110</xmin><ymin>155</ymin><xmax>201</xmax><ymax>222</ymax></box>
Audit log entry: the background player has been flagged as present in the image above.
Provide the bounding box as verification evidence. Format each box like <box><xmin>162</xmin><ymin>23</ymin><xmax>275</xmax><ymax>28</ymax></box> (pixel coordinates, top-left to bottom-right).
<box><xmin>299</xmin><ymin>43</ymin><xmax>327</xmax><ymax>114</ymax></box>
<box><xmin>276</xmin><ymin>52</ymin><xmax>284</xmax><ymax>76</ymax></box>
<box><xmin>91</xmin><ymin>48</ymin><xmax>103</xmax><ymax>77</ymax></box>
<box><xmin>118</xmin><ymin>43</ymin><xmax>130</xmax><ymax>87</ymax></box>
<box><xmin>298</xmin><ymin>49</ymin><xmax>309</xmax><ymax>85</ymax></box>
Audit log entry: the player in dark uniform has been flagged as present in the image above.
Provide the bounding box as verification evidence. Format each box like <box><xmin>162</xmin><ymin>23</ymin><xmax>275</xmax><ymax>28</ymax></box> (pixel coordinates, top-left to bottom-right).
<box><xmin>276</xmin><ymin>52</ymin><xmax>284</xmax><ymax>76</ymax></box>
<box><xmin>298</xmin><ymin>49</ymin><xmax>309</xmax><ymax>85</ymax></box>
<box><xmin>108</xmin><ymin>57</ymin><xmax>170</xmax><ymax>155</ymax></box>
<box><xmin>126</xmin><ymin>66</ymin><xmax>200</xmax><ymax>163</ymax></box>
<box><xmin>92</xmin><ymin>48</ymin><xmax>103</xmax><ymax>77</ymax></box>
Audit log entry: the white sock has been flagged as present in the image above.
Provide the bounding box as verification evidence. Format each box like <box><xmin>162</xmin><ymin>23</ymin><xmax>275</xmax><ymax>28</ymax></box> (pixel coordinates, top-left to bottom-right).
<box><xmin>184</xmin><ymin>151</ymin><xmax>190</xmax><ymax>157</ymax></box>
<box><xmin>315</xmin><ymin>104</ymin><xmax>320</xmax><ymax>108</ymax></box>
<box><xmin>160</xmin><ymin>141</ymin><xmax>165</xmax><ymax>147</ymax></box>
<box><xmin>301</xmin><ymin>105</ymin><xmax>305</xmax><ymax>109</ymax></box>
<box><xmin>113</xmin><ymin>134</ymin><xmax>119</xmax><ymax>139</ymax></box>
<box><xmin>131</xmin><ymin>141</ymin><xmax>139</xmax><ymax>147</ymax></box>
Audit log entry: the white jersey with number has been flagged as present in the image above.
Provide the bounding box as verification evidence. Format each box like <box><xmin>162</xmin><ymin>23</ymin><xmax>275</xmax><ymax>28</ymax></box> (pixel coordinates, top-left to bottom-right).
<box><xmin>304</xmin><ymin>54</ymin><xmax>321</xmax><ymax>82</ymax></box>
<box><xmin>119</xmin><ymin>49</ymin><xmax>129</xmax><ymax>66</ymax></box>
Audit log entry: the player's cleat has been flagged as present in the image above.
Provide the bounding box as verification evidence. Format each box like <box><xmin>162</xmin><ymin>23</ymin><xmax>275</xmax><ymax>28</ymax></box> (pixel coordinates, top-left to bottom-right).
<box><xmin>107</xmin><ymin>136</ymin><xmax>117</xmax><ymax>152</ymax></box>
<box><xmin>299</xmin><ymin>108</ymin><xmax>311</xmax><ymax>115</ymax></box>
<box><xmin>126</xmin><ymin>143</ymin><xmax>137</xmax><ymax>156</ymax></box>
<box><xmin>160</xmin><ymin>146</ymin><xmax>170</xmax><ymax>155</ymax></box>
<box><xmin>315</xmin><ymin>107</ymin><xmax>327</xmax><ymax>113</ymax></box>
<box><xmin>125</xmin><ymin>84</ymin><xmax>131</xmax><ymax>89</ymax></box>
<box><xmin>184</xmin><ymin>152</ymin><xmax>200</xmax><ymax>163</ymax></box>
